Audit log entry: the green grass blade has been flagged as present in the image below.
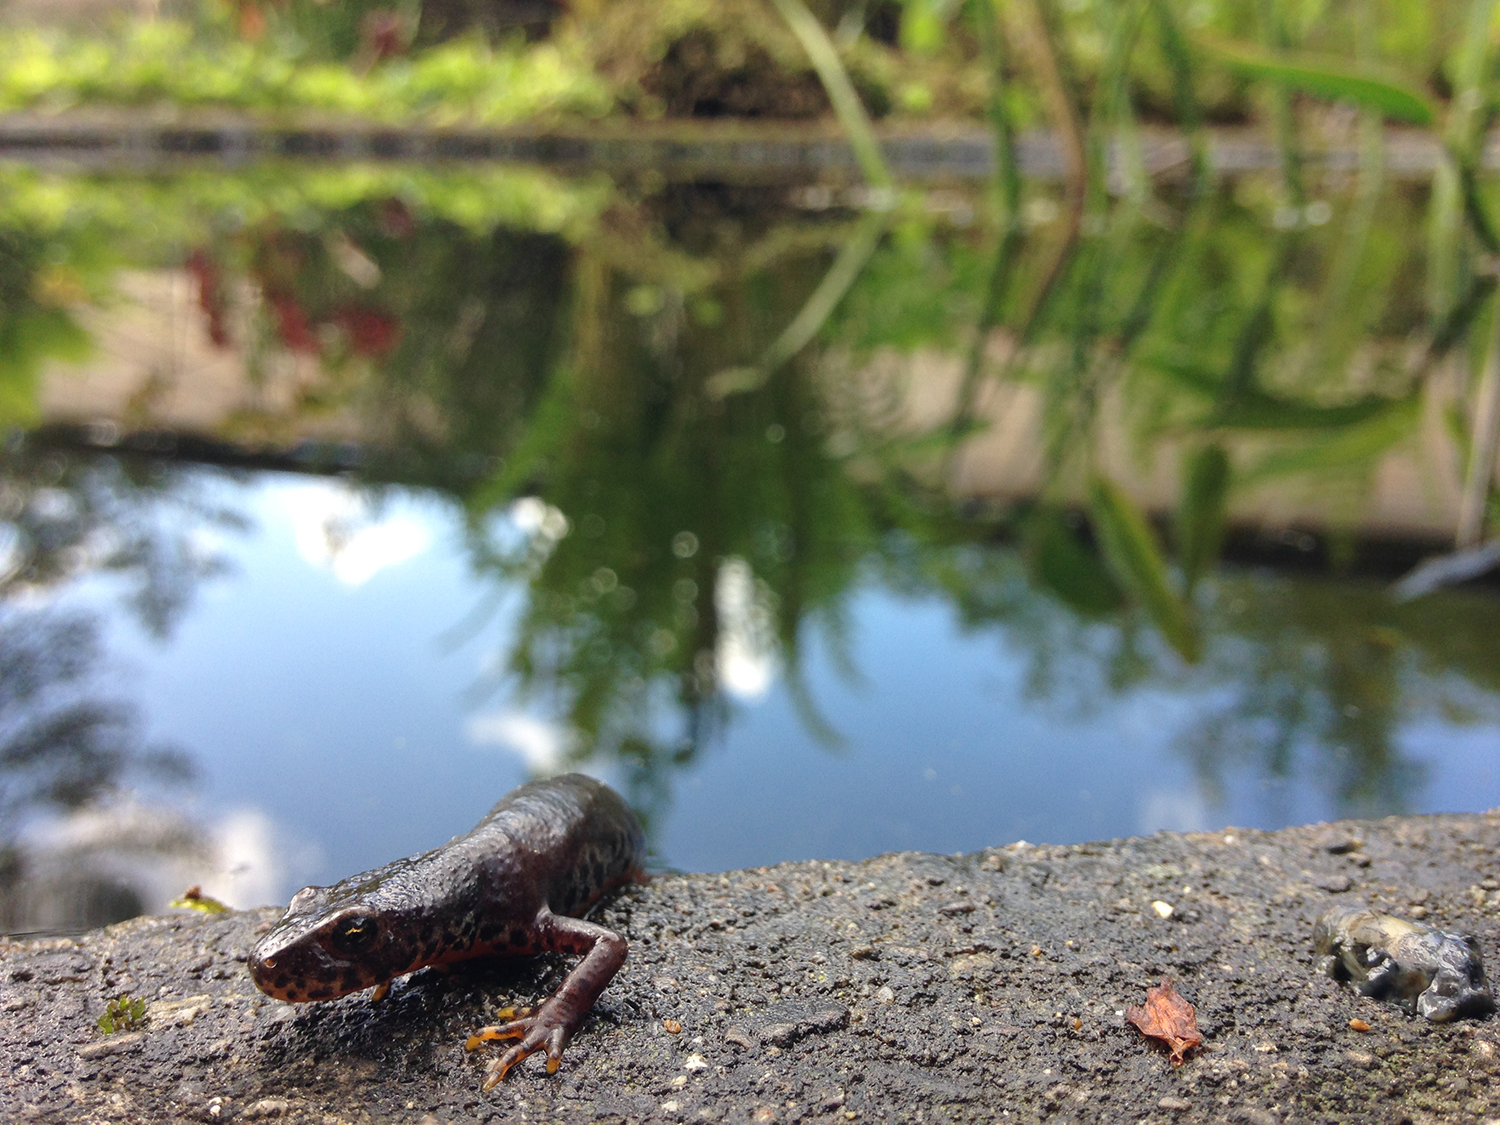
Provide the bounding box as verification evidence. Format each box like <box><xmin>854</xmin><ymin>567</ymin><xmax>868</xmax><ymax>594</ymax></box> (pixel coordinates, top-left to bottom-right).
<box><xmin>1207</xmin><ymin>389</ymin><xmax>1405</xmax><ymax>430</ymax></box>
<box><xmin>1202</xmin><ymin>40</ymin><xmax>1434</xmax><ymax>125</ymax></box>
<box><xmin>1088</xmin><ymin>476</ymin><xmax>1201</xmax><ymax>663</ymax></box>
<box><xmin>767</xmin><ymin>0</ymin><xmax>891</xmax><ymax>188</ymax></box>
<box><xmin>1023</xmin><ymin>507</ymin><xmax>1125</xmax><ymax>616</ymax></box>
<box><xmin>1177</xmin><ymin>444</ymin><xmax>1230</xmax><ymax>594</ymax></box>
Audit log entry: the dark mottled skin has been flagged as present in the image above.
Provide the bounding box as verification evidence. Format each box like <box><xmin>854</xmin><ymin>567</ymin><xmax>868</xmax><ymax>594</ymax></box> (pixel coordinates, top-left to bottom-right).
<box><xmin>249</xmin><ymin>774</ymin><xmax>646</xmax><ymax>1082</ymax></box>
<box><xmin>1314</xmin><ymin>905</ymin><xmax>1497</xmax><ymax>1022</ymax></box>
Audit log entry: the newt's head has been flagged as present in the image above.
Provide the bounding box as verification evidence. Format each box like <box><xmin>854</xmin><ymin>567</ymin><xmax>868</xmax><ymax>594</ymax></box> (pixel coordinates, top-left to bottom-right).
<box><xmin>249</xmin><ymin>883</ymin><xmax>397</xmax><ymax>1002</ymax></box>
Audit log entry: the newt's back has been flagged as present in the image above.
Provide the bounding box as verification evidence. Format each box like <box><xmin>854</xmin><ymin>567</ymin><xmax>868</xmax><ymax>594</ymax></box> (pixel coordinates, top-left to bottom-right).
<box><xmin>469</xmin><ymin>773</ymin><xmax>646</xmax><ymax>917</ymax></box>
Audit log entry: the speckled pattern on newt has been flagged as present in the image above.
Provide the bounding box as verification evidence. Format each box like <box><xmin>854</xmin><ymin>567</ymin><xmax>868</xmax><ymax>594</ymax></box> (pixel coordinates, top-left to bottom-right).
<box><xmin>248</xmin><ymin>773</ymin><xmax>646</xmax><ymax>1086</ymax></box>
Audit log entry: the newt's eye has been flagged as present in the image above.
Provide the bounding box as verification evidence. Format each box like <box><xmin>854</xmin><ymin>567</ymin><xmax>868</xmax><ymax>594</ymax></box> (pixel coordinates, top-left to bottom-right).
<box><xmin>328</xmin><ymin>914</ymin><xmax>378</xmax><ymax>956</ymax></box>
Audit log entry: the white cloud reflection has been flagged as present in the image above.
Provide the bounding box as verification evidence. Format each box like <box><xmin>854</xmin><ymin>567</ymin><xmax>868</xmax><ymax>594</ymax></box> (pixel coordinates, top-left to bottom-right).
<box><xmin>465</xmin><ymin>710</ymin><xmax>573</xmax><ymax>774</ymax></box>
<box><xmin>1138</xmin><ymin>789</ymin><xmax>1210</xmax><ymax>835</ymax></box>
<box><xmin>715</xmin><ymin>557</ymin><xmax>779</xmax><ymax>700</ymax></box>
<box><xmin>284</xmin><ymin>483</ymin><xmax>430</xmax><ymax>586</ymax></box>
<box><xmin>509</xmin><ymin>496</ymin><xmax>570</xmax><ymax>541</ymax></box>
<box><xmin>21</xmin><ymin>796</ymin><xmax>301</xmax><ymax>919</ymax></box>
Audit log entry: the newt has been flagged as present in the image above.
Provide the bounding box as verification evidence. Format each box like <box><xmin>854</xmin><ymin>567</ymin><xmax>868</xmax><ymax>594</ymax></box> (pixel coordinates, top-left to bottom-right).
<box><xmin>248</xmin><ymin>773</ymin><xmax>646</xmax><ymax>1086</ymax></box>
<box><xmin>1314</xmin><ymin>905</ymin><xmax>1496</xmax><ymax>1022</ymax></box>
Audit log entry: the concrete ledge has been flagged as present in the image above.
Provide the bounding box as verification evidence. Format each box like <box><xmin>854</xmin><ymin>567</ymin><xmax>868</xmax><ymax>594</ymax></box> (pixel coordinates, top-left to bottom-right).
<box><xmin>6</xmin><ymin>812</ymin><xmax>1500</xmax><ymax>1123</ymax></box>
<box><xmin>0</xmin><ymin>113</ymin><xmax>1494</xmax><ymax>181</ymax></box>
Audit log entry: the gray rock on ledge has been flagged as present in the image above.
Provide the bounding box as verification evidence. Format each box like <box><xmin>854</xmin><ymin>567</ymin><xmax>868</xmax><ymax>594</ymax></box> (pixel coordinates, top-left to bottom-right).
<box><xmin>6</xmin><ymin>813</ymin><xmax>1500</xmax><ymax>1124</ymax></box>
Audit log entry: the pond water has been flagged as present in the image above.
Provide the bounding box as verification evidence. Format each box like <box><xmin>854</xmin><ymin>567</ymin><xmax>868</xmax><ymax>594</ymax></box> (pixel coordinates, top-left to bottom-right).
<box><xmin>1</xmin><ymin>158</ymin><xmax>1498</xmax><ymax>932</ymax></box>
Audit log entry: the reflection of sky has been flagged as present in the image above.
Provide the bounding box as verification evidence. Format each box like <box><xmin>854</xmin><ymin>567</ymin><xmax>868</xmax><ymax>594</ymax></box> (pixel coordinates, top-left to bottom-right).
<box><xmin>43</xmin><ymin>470</ymin><xmax>1500</xmax><ymax>900</ymax></box>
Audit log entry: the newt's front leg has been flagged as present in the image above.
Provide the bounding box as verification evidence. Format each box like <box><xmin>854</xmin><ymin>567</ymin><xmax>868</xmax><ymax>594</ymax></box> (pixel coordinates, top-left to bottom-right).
<box><xmin>466</xmin><ymin>912</ymin><xmax>628</xmax><ymax>1087</ymax></box>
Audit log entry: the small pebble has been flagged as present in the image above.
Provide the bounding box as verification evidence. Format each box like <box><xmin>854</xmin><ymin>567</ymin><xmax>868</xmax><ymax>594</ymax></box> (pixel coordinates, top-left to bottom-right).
<box><xmin>1152</xmin><ymin>901</ymin><xmax>1175</xmax><ymax>919</ymax></box>
<box><xmin>1349</xmin><ymin>1019</ymin><xmax>1371</xmax><ymax>1032</ymax></box>
<box><xmin>663</xmin><ymin>1018</ymin><xmax>682</xmax><ymax>1034</ymax></box>
<box><xmin>724</xmin><ymin>1026</ymin><xmax>755</xmax><ymax>1050</ymax></box>
<box><xmin>1158</xmin><ymin>1095</ymin><xmax>1192</xmax><ymax>1111</ymax></box>
<box><xmin>240</xmin><ymin>1100</ymin><xmax>289</xmax><ymax>1120</ymax></box>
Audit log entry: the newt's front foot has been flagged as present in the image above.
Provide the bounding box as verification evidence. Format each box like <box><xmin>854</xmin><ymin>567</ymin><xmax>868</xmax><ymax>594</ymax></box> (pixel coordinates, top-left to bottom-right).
<box><xmin>467</xmin><ymin>914</ymin><xmax>629</xmax><ymax>1088</ymax></box>
<box><xmin>467</xmin><ymin>1005</ymin><xmax>575</xmax><ymax>1088</ymax></box>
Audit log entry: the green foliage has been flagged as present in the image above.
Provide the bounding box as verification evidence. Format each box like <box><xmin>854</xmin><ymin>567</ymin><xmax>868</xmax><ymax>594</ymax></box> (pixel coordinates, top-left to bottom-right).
<box><xmin>168</xmin><ymin>886</ymin><xmax>230</xmax><ymax>913</ymax></box>
<box><xmin>0</xmin><ymin>164</ymin><xmax>608</xmax><ymax>252</ymax></box>
<box><xmin>1241</xmin><ymin>392</ymin><xmax>1423</xmax><ymax>484</ymax></box>
<box><xmin>1202</xmin><ymin>39</ymin><xmax>1435</xmax><ymax>124</ymax></box>
<box><xmin>0</xmin><ymin>232</ymin><xmax>93</xmax><ymax>429</ymax></box>
<box><xmin>0</xmin><ymin>0</ymin><xmax>1488</xmax><ymax>132</ymax></box>
<box><xmin>1176</xmin><ymin>443</ymin><xmax>1230</xmax><ymax>594</ymax></box>
<box><xmin>1088</xmin><ymin>475</ymin><xmax>1200</xmax><ymax>664</ymax></box>
<box><xmin>97</xmin><ymin>995</ymin><xmax>148</xmax><ymax>1034</ymax></box>
<box><xmin>825</xmin><ymin>218</ymin><xmax>987</xmax><ymax>351</ymax></box>
<box><xmin>0</xmin><ymin>23</ymin><xmax>610</xmax><ymax>122</ymax></box>
<box><xmin>1023</xmin><ymin>507</ymin><xmax>1124</xmax><ymax>616</ymax></box>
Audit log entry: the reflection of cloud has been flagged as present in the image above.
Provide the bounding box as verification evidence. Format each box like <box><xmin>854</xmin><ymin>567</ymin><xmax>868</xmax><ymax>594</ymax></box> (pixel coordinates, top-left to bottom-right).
<box><xmin>715</xmin><ymin>557</ymin><xmax>779</xmax><ymax>700</ymax></box>
<box><xmin>0</xmin><ymin>522</ymin><xmax>23</xmax><ymax>584</ymax></box>
<box><xmin>12</xmin><ymin>797</ymin><xmax>303</xmax><ymax>930</ymax></box>
<box><xmin>284</xmin><ymin>483</ymin><xmax>430</xmax><ymax>586</ymax></box>
<box><xmin>466</xmin><ymin>710</ymin><xmax>573</xmax><ymax>773</ymax></box>
<box><xmin>207</xmin><ymin>809</ymin><xmax>284</xmax><ymax>909</ymax></box>
<box><xmin>1138</xmin><ymin>789</ymin><xmax>1210</xmax><ymax>835</ymax></box>
<box><xmin>509</xmin><ymin>496</ymin><xmax>569</xmax><ymax>541</ymax></box>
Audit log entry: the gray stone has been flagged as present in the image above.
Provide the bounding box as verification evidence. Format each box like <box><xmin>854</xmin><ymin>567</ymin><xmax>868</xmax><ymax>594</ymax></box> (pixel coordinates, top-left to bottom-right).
<box><xmin>7</xmin><ymin>812</ymin><xmax>1500</xmax><ymax>1123</ymax></box>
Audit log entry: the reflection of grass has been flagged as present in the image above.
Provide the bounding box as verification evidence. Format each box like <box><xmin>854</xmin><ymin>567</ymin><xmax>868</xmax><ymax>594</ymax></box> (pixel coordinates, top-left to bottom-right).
<box><xmin>912</xmin><ymin>537</ymin><xmax>1500</xmax><ymax>822</ymax></box>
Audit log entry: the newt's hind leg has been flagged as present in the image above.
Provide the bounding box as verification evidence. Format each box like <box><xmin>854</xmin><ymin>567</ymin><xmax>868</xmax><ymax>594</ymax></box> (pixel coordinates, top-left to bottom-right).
<box><xmin>466</xmin><ymin>912</ymin><xmax>628</xmax><ymax>1088</ymax></box>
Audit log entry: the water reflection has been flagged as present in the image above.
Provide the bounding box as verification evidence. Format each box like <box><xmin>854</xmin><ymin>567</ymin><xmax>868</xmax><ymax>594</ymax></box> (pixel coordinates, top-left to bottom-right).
<box><xmin>0</xmin><ymin>444</ymin><xmax>250</xmax><ymax>932</ymax></box>
<box><xmin>1186</xmin><ymin>579</ymin><xmax>1500</xmax><ymax>821</ymax></box>
<box><xmin>897</xmin><ymin>540</ymin><xmax>1500</xmax><ymax>827</ymax></box>
<box><xmin>0</xmin><ymin>160</ymin><xmax>1498</xmax><ymax>916</ymax></box>
<box><xmin>0</xmin><ymin>443</ymin><xmax>244</xmax><ymax>631</ymax></box>
<box><xmin>0</xmin><ymin>604</ymin><xmax>196</xmax><ymax>932</ymax></box>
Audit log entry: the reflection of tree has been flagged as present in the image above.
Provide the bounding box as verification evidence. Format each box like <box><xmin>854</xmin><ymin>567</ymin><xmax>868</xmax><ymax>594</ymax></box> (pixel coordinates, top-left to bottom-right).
<box><xmin>910</xmin><ymin>534</ymin><xmax>1499</xmax><ymax>823</ymax></box>
<box><xmin>2</xmin><ymin>444</ymin><xmax>243</xmax><ymax>637</ymax></box>
<box><xmin>1184</xmin><ymin>580</ymin><xmax>1500</xmax><ymax>821</ymax></box>
<box><xmin>193</xmin><ymin>208</ymin><xmax>575</xmax><ymax>492</ymax></box>
<box><xmin>0</xmin><ymin>447</ymin><xmax>228</xmax><ymax>932</ymax></box>
<box><xmin>0</xmin><ymin>607</ymin><xmax>191</xmax><ymax>833</ymax></box>
<box><xmin>460</xmin><ymin>192</ymin><xmax>887</xmax><ymax>828</ymax></box>
<box><xmin>0</xmin><ymin>444</ymin><xmax>236</xmax><ymax>822</ymax></box>
<box><xmin>910</xmin><ymin>538</ymin><xmax>1165</xmax><ymax>712</ymax></box>
<box><xmin>0</xmin><ymin>229</ymin><xmax>92</xmax><ymax>432</ymax></box>
<box><xmin>360</xmin><ymin>226</ymin><xmax>570</xmax><ymax>487</ymax></box>
<box><xmin>0</xmin><ymin>605</ymin><xmax>196</xmax><ymax>933</ymax></box>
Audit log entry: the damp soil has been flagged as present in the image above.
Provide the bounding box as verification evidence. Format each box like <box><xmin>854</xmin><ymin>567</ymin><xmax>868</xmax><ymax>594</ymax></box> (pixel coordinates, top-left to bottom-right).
<box><xmin>6</xmin><ymin>812</ymin><xmax>1500</xmax><ymax>1124</ymax></box>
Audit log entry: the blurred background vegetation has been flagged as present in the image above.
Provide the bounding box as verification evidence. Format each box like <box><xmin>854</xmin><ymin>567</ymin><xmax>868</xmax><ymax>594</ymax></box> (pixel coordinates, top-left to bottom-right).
<box><xmin>0</xmin><ymin>0</ymin><xmax>1483</xmax><ymax>129</ymax></box>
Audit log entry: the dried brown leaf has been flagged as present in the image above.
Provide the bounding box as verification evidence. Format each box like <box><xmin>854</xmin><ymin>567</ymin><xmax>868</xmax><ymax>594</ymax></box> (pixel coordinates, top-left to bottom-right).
<box><xmin>1125</xmin><ymin>977</ymin><xmax>1202</xmax><ymax>1065</ymax></box>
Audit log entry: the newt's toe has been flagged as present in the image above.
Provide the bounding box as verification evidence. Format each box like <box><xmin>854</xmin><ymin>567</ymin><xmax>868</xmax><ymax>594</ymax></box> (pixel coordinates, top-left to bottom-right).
<box><xmin>469</xmin><ymin>1007</ymin><xmax>575</xmax><ymax>1086</ymax></box>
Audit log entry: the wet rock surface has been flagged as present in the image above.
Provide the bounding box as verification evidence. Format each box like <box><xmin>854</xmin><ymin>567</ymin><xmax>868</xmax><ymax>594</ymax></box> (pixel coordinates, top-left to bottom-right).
<box><xmin>6</xmin><ymin>812</ymin><xmax>1500</xmax><ymax>1123</ymax></box>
